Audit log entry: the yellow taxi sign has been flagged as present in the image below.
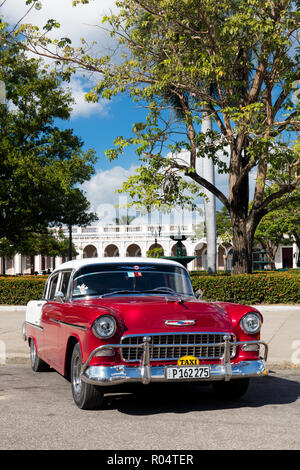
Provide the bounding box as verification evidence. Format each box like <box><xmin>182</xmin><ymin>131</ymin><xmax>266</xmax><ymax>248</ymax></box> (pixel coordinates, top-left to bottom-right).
<box><xmin>177</xmin><ymin>356</ymin><xmax>200</xmax><ymax>366</ymax></box>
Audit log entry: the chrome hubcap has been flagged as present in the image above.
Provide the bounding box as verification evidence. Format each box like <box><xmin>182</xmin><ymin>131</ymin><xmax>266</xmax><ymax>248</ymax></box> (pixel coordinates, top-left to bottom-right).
<box><xmin>72</xmin><ymin>353</ymin><xmax>82</xmax><ymax>396</ymax></box>
<box><xmin>30</xmin><ymin>341</ymin><xmax>36</xmax><ymax>365</ymax></box>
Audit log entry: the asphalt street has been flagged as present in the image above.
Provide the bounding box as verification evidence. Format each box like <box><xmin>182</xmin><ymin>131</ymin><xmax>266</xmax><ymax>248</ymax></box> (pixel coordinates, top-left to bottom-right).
<box><xmin>0</xmin><ymin>364</ymin><xmax>300</xmax><ymax>450</ymax></box>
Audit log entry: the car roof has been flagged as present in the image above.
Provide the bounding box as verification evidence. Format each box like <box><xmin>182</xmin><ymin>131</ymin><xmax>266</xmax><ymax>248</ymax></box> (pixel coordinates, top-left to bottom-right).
<box><xmin>52</xmin><ymin>257</ymin><xmax>186</xmax><ymax>274</ymax></box>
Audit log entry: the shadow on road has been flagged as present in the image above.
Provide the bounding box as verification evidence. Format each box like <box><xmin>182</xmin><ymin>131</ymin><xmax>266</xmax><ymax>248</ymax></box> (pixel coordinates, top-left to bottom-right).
<box><xmin>99</xmin><ymin>371</ymin><xmax>300</xmax><ymax>415</ymax></box>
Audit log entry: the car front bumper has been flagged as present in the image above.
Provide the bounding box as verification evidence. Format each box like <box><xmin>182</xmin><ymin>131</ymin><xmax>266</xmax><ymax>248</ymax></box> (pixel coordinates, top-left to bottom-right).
<box><xmin>82</xmin><ymin>359</ymin><xmax>268</xmax><ymax>386</ymax></box>
<box><xmin>80</xmin><ymin>335</ymin><xmax>268</xmax><ymax>387</ymax></box>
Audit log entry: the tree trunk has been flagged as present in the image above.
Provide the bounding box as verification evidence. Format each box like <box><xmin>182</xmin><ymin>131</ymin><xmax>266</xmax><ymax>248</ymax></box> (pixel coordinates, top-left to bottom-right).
<box><xmin>228</xmin><ymin>145</ymin><xmax>253</xmax><ymax>275</ymax></box>
<box><xmin>230</xmin><ymin>211</ymin><xmax>257</xmax><ymax>274</ymax></box>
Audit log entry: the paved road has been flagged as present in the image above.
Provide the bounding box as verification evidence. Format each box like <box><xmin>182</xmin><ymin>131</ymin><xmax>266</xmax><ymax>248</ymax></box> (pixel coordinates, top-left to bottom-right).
<box><xmin>0</xmin><ymin>364</ymin><xmax>299</xmax><ymax>450</ymax></box>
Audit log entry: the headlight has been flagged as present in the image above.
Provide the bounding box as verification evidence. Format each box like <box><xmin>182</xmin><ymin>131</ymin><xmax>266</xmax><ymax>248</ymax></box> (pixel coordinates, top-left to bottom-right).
<box><xmin>240</xmin><ymin>312</ymin><xmax>261</xmax><ymax>334</ymax></box>
<box><xmin>92</xmin><ymin>315</ymin><xmax>116</xmax><ymax>339</ymax></box>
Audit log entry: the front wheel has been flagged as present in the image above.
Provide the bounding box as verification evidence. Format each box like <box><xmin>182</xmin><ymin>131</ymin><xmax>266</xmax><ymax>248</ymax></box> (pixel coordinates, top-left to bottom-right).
<box><xmin>30</xmin><ymin>339</ymin><xmax>50</xmax><ymax>372</ymax></box>
<box><xmin>212</xmin><ymin>378</ymin><xmax>250</xmax><ymax>399</ymax></box>
<box><xmin>70</xmin><ymin>343</ymin><xmax>104</xmax><ymax>410</ymax></box>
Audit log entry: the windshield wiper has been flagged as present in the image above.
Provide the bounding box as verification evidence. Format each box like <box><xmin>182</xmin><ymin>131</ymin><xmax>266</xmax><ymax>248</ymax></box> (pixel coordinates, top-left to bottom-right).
<box><xmin>100</xmin><ymin>288</ymin><xmax>189</xmax><ymax>298</ymax></box>
<box><xmin>137</xmin><ymin>289</ymin><xmax>178</xmax><ymax>295</ymax></box>
<box><xmin>100</xmin><ymin>290</ymin><xmax>138</xmax><ymax>297</ymax></box>
<box><xmin>101</xmin><ymin>289</ymin><xmax>178</xmax><ymax>297</ymax></box>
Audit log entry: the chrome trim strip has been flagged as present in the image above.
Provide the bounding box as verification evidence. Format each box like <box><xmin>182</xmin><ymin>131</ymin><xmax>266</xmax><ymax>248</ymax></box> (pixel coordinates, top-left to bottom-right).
<box><xmin>49</xmin><ymin>318</ymin><xmax>87</xmax><ymax>331</ymax></box>
<box><xmin>121</xmin><ymin>331</ymin><xmax>234</xmax><ymax>338</ymax></box>
<box><xmin>25</xmin><ymin>321</ymin><xmax>43</xmax><ymax>331</ymax></box>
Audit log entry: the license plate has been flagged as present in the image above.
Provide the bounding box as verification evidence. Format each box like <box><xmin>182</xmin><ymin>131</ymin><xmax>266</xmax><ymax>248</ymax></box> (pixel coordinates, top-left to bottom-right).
<box><xmin>166</xmin><ymin>366</ymin><xmax>210</xmax><ymax>380</ymax></box>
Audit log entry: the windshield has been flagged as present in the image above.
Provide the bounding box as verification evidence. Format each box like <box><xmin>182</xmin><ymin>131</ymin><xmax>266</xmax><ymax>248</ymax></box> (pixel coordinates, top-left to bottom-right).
<box><xmin>72</xmin><ymin>263</ymin><xmax>194</xmax><ymax>298</ymax></box>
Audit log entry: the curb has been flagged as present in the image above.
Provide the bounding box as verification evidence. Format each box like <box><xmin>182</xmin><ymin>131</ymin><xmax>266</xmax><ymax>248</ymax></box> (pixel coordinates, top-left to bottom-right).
<box><xmin>0</xmin><ymin>306</ymin><xmax>26</xmax><ymax>311</ymax></box>
<box><xmin>252</xmin><ymin>305</ymin><xmax>300</xmax><ymax>311</ymax></box>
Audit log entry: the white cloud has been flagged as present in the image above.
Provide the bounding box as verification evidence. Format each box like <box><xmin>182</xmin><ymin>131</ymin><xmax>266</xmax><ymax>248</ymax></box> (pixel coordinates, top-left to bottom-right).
<box><xmin>2</xmin><ymin>0</ymin><xmax>117</xmax><ymax>118</ymax></box>
<box><xmin>68</xmin><ymin>76</ymin><xmax>110</xmax><ymax>118</ymax></box>
<box><xmin>2</xmin><ymin>0</ymin><xmax>117</xmax><ymax>47</ymax></box>
<box><xmin>80</xmin><ymin>165</ymin><xmax>138</xmax><ymax>222</ymax></box>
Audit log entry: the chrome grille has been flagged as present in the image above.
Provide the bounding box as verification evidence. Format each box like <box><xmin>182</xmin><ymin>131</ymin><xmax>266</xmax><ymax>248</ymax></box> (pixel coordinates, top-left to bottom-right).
<box><xmin>120</xmin><ymin>333</ymin><xmax>236</xmax><ymax>362</ymax></box>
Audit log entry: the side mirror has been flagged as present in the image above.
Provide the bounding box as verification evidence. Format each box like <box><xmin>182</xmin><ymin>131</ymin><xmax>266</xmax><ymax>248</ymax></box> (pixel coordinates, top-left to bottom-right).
<box><xmin>54</xmin><ymin>291</ymin><xmax>65</xmax><ymax>303</ymax></box>
<box><xmin>194</xmin><ymin>289</ymin><xmax>203</xmax><ymax>300</ymax></box>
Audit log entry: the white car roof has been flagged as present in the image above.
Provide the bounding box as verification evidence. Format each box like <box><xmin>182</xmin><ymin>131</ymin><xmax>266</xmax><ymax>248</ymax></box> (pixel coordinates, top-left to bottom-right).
<box><xmin>52</xmin><ymin>257</ymin><xmax>186</xmax><ymax>274</ymax></box>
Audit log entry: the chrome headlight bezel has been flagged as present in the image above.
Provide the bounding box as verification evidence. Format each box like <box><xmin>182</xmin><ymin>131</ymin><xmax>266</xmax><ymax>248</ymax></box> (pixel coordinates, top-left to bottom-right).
<box><xmin>240</xmin><ymin>312</ymin><xmax>262</xmax><ymax>335</ymax></box>
<box><xmin>92</xmin><ymin>315</ymin><xmax>116</xmax><ymax>339</ymax></box>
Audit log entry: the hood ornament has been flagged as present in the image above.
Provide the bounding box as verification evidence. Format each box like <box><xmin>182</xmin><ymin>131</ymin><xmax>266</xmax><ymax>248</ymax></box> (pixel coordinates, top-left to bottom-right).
<box><xmin>165</xmin><ymin>320</ymin><xmax>196</xmax><ymax>326</ymax></box>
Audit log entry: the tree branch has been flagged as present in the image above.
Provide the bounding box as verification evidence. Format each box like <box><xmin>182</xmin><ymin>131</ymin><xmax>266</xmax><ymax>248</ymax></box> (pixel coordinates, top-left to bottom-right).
<box><xmin>172</xmin><ymin>162</ymin><xmax>230</xmax><ymax>210</ymax></box>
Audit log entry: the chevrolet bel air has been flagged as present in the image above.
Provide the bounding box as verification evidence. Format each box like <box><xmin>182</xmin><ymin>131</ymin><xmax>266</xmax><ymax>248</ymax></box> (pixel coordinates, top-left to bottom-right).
<box><xmin>23</xmin><ymin>258</ymin><xmax>268</xmax><ymax>409</ymax></box>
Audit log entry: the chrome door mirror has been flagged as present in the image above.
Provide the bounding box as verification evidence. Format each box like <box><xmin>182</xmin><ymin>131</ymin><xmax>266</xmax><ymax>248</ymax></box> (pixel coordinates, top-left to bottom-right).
<box><xmin>54</xmin><ymin>291</ymin><xmax>65</xmax><ymax>303</ymax></box>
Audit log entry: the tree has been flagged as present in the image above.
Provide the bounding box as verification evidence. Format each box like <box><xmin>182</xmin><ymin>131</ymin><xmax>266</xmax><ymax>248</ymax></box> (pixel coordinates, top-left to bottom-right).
<box><xmin>56</xmin><ymin>189</ymin><xmax>98</xmax><ymax>260</ymax></box>
<box><xmin>146</xmin><ymin>246</ymin><xmax>164</xmax><ymax>258</ymax></box>
<box><xmin>0</xmin><ymin>37</ymin><xmax>96</xmax><ymax>250</ymax></box>
<box><xmin>254</xmin><ymin>192</ymin><xmax>300</xmax><ymax>269</ymax></box>
<box><xmin>2</xmin><ymin>0</ymin><xmax>300</xmax><ymax>273</ymax></box>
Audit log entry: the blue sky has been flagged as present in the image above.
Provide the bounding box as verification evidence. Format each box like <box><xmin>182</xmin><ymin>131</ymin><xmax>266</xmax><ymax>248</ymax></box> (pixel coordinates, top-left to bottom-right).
<box><xmin>2</xmin><ymin>0</ymin><xmax>157</xmax><ymax>220</ymax></box>
<box><xmin>64</xmin><ymin>92</ymin><xmax>147</xmax><ymax>173</ymax></box>
<box><xmin>1</xmin><ymin>0</ymin><xmax>253</xmax><ymax>225</ymax></box>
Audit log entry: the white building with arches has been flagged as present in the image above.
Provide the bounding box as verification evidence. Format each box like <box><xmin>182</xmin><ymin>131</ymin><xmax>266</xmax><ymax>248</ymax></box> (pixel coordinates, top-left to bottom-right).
<box><xmin>0</xmin><ymin>223</ymin><xmax>298</xmax><ymax>275</ymax></box>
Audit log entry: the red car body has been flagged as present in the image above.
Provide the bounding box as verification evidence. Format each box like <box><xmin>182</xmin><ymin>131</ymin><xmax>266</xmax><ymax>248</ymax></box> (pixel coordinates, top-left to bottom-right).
<box><xmin>23</xmin><ymin>258</ymin><xmax>268</xmax><ymax>409</ymax></box>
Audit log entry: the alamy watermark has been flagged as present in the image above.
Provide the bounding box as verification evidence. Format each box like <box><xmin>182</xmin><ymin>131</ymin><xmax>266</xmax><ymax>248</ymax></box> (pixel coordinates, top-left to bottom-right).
<box><xmin>291</xmin><ymin>340</ymin><xmax>300</xmax><ymax>365</ymax></box>
<box><xmin>0</xmin><ymin>340</ymin><xmax>6</xmax><ymax>365</ymax></box>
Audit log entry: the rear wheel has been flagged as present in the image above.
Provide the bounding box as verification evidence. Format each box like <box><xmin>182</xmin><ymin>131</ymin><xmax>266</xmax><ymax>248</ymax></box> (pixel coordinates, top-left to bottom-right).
<box><xmin>70</xmin><ymin>343</ymin><xmax>104</xmax><ymax>410</ymax></box>
<box><xmin>30</xmin><ymin>339</ymin><xmax>50</xmax><ymax>372</ymax></box>
<box><xmin>212</xmin><ymin>378</ymin><xmax>250</xmax><ymax>399</ymax></box>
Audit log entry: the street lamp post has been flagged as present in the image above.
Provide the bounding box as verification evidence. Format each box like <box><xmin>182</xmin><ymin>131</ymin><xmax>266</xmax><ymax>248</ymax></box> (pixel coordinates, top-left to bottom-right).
<box><xmin>151</xmin><ymin>226</ymin><xmax>161</xmax><ymax>247</ymax></box>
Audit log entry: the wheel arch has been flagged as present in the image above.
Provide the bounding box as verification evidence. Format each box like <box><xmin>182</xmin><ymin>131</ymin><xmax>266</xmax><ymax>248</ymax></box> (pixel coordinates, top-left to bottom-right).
<box><xmin>64</xmin><ymin>336</ymin><xmax>81</xmax><ymax>381</ymax></box>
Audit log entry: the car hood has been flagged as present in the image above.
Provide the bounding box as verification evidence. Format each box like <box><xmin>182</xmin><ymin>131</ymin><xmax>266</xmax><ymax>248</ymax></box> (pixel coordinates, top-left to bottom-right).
<box><xmin>78</xmin><ymin>296</ymin><xmax>233</xmax><ymax>334</ymax></box>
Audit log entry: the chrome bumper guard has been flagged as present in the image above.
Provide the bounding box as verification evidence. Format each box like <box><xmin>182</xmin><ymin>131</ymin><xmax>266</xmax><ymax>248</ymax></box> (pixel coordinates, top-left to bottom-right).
<box><xmin>81</xmin><ymin>335</ymin><xmax>268</xmax><ymax>386</ymax></box>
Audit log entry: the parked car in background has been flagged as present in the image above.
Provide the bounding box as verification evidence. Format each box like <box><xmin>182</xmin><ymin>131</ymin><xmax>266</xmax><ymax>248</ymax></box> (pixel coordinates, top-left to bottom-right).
<box><xmin>23</xmin><ymin>258</ymin><xmax>268</xmax><ymax>409</ymax></box>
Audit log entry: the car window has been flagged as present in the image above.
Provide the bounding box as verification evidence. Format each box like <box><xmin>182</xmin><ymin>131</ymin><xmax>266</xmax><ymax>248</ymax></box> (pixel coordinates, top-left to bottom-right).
<box><xmin>72</xmin><ymin>263</ymin><xmax>194</xmax><ymax>298</ymax></box>
<box><xmin>48</xmin><ymin>274</ymin><xmax>59</xmax><ymax>300</ymax></box>
<box><xmin>60</xmin><ymin>271</ymin><xmax>71</xmax><ymax>297</ymax></box>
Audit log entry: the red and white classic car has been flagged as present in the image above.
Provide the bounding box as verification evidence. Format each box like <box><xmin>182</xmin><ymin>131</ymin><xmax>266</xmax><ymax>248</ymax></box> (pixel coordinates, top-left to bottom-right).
<box><xmin>23</xmin><ymin>258</ymin><xmax>268</xmax><ymax>409</ymax></box>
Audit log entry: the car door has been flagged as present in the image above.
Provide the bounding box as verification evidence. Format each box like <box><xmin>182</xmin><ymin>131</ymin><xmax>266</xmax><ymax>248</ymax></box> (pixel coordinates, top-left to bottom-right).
<box><xmin>40</xmin><ymin>272</ymin><xmax>62</xmax><ymax>368</ymax></box>
<box><xmin>55</xmin><ymin>270</ymin><xmax>73</xmax><ymax>372</ymax></box>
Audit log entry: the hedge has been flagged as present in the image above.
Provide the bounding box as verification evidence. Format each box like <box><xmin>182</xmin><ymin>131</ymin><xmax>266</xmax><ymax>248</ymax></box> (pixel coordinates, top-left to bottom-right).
<box><xmin>0</xmin><ymin>276</ymin><xmax>47</xmax><ymax>305</ymax></box>
<box><xmin>190</xmin><ymin>270</ymin><xmax>300</xmax><ymax>304</ymax></box>
<box><xmin>0</xmin><ymin>271</ymin><xmax>299</xmax><ymax>305</ymax></box>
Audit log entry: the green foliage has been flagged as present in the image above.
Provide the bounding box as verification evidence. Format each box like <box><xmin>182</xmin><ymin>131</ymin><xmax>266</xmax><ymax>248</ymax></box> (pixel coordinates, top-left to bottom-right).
<box><xmin>1</xmin><ymin>271</ymin><xmax>299</xmax><ymax>305</ymax></box>
<box><xmin>190</xmin><ymin>271</ymin><xmax>300</xmax><ymax>304</ymax></box>
<box><xmin>146</xmin><ymin>247</ymin><xmax>164</xmax><ymax>258</ymax></box>
<box><xmin>0</xmin><ymin>276</ymin><xmax>47</xmax><ymax>305</ymax></box>
<box><xmin>0</xmin><ymin>39</ymin><xmax>96</xmax><ymax>250</ymax></box>
<box><xmin>56</xmin><ymin>188</ymin><xmax>98</xmax><ymax>228</ymax></box>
